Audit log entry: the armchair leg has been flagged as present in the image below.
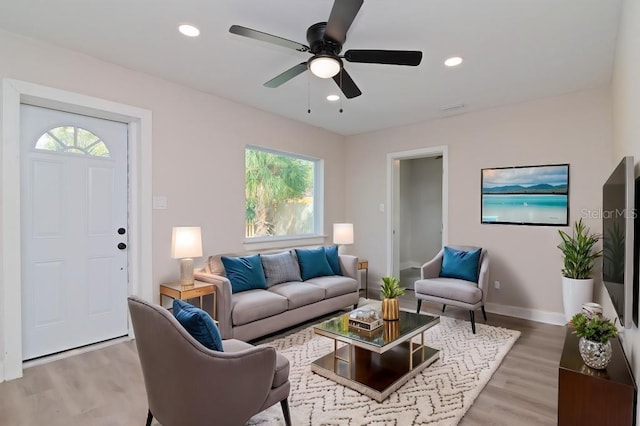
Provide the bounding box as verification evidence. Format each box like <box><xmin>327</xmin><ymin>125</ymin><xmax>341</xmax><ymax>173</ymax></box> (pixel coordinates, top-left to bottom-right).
<box><xmin>442</xmin><ymin>304</ymin><xmax>446</xmax><ymax>313</ymax></box>
<box><xmin>416</xmin><ymin>299</ymin><xmax>422</xmax><ymax>313</ymax></box>
<box><xmin>469</xmin><ymin>311</ymin><xmax>476</xmax><ymax>334</ymax></box>
<box><xmin>146</xmin><ymin>410</ymin><xmax>153</xmax><ymax>426</ymax></box>
<box><xmin>281</xmin><ymin>399</ymin><xmax>292</xmax><ymax>426</ymax></box>
<box><xmin>481</xmin><ymin>305</ymin><xmax>487</xmax><ymax>321</ymax></box>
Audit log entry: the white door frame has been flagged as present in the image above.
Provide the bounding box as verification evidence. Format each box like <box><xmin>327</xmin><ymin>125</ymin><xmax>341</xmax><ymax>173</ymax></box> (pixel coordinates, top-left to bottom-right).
<box><xmin>1</xmin><ymin>78</ymin><xmax>153</xmax><ymax>382</ymax></box>
<box><xmin>386</xmin><ymin>146</ymin><xmax>449</xmax><ymax>276</ymax></box>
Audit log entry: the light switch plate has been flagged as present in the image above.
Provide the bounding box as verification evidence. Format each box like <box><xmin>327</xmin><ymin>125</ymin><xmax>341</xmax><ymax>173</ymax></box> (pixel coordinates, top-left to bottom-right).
<box><xmin>153</xmin><ymin>195</ymin><xmax>167</xmax><ymax>210</ymax></box>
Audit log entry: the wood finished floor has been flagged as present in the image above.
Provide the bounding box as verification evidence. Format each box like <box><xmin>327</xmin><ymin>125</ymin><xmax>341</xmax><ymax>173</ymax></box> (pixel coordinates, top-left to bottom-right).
<box><xmin>0</xmin><ymin>292</ymin><xmax>566</xmax><ymax>425</ymax></box>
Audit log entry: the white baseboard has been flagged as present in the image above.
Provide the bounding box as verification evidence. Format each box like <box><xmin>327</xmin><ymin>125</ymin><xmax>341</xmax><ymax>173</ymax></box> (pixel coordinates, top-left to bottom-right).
<box><xmin>400</xmin><ymin>261</ymin><xmax>421</xmax><ymax>271</ymax></box>
<box><xmin>485</xmin><ymin>302</ymin><xmax>566</xmax><ymax>326</ymax></box>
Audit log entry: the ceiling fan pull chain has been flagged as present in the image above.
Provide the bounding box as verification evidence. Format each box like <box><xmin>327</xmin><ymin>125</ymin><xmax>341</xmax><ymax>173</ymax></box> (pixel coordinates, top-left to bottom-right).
<box><xmin>339</xmin><ymin>71</ymin><xmax>344</xmax><ymax>113</ymax></box>
<box><xmin>307</xmin><ymin>73</ymin><xmax>311</xmax><ymax>114</ymax></box>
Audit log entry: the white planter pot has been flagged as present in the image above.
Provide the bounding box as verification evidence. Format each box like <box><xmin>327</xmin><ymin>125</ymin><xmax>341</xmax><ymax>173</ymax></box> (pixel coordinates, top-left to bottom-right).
<box><xmin>562</xmin><ymin>277</ymin><xmax>594</xmax><ymax>322</ymax></box>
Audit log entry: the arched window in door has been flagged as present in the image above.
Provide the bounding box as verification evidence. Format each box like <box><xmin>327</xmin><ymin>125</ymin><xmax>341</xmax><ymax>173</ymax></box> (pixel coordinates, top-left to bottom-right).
<box><xmin>35</xmin><ymin>126</ymin><xmax>111</xmax><ymax>157</ymax></box>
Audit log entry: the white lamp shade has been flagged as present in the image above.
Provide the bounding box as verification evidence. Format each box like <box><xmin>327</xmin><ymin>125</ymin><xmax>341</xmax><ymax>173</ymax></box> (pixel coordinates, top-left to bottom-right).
<box><xmin>171</xmin><ymin>227</ymin><xmax>203</xmax><ymax>259</ymax></box>
<box><xmin>333</xmin><ymin>223</ymin><xmax>354</xmax><ymax>245</ymax></box>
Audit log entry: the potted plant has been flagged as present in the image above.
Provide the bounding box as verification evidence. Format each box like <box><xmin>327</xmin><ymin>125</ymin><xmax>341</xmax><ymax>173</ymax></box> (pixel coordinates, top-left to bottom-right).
<box><xmin>557</xmin><ymin>218</ymin><xmax>602</xmax><ymax>321</ymax></box>
<box><xmin>380</xmin><ymin>276</ymin><xmax>405</xmax><ymax>321</ymax></box>
<box><xmin>569</xmin><ymin>312</ymin><xmax>618</xmax><ymax>369</ymax></box>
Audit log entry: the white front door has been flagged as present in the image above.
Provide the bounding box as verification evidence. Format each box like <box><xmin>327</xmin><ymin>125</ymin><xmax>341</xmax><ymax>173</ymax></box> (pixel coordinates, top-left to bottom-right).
<box><xmin>20</xmin><ymin>104</ymin><xmax>129</xmax><ymax>360</ymax></box>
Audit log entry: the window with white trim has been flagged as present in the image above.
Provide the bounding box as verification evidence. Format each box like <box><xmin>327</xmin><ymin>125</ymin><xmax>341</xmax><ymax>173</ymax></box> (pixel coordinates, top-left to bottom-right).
<box><xmin>245</xmin><ymin>146</ymin><xmax>320</xmax><ymax>239</ymax></box>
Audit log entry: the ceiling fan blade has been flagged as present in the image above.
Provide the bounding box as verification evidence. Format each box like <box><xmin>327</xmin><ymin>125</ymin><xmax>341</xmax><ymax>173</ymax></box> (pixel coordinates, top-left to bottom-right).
<box><xmin>229</xmin><ymin>25</ymin><xmax>310</xmax><ymax>52</ymax></box>
<box><xmin>344</xmin><ymin>50</ymin><xmax>423</xmax><ymax>66</ymax></box>
<box><xmin>325</xmin><ymin>0</ymin><xmax>364</xmax><ymax>44</ymax></box>
<box><xmin>332</xmin><ymin>68</ymin><xmax>362</xmax><ymax>99</ymax></box>
<box><xmin>264</xmin><ymin>63</ymin><xmax>308</xmax><ymax>88</ymax></box>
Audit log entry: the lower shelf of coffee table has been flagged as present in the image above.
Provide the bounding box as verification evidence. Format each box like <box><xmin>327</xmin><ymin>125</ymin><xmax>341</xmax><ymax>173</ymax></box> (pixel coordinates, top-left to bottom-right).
<box><xmin>311</xmin><ymin>341</ymin><xmax>439</xmax><ymax>402</ymax></box>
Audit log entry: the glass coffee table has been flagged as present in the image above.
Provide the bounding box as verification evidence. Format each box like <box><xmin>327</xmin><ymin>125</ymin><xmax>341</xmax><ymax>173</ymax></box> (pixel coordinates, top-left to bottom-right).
<box><xmin>311</xmin><ymin>308</ymin><xmax>440</xmax><ymax>402</ymax></box>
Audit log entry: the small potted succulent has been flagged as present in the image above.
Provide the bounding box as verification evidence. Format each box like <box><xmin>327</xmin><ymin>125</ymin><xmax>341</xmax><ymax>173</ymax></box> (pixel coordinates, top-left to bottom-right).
<box><xmin>569</xmin><ymin>311</ymin><xmax>618</xmax><ymax>369</ymax></box>
<box><xmin>380</xmin><ymin>276</ymin><xmax>405</xmax><ymax>321</ymax></box>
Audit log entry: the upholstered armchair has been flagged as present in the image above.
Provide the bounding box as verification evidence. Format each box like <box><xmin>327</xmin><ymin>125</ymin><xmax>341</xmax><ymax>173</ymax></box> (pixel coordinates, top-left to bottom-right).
<box><xmin>414</xmin><ymin>245</ymin><xmax>489</xmax><ymax>333</ymax></box>
<box><xmin>127</xmin><ymin>296</ymin><xmax>291</xmax><ymax>426</ymax></box>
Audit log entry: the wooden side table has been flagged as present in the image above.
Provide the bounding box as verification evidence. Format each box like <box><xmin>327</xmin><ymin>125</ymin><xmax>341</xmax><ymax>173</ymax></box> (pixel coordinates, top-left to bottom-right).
<box><xmin>160</xmin><ymin>280</ymin><xmax>217</xmax><ymax>321</ymax></box>
<box><xmin>357</xmin><ymin>260</ymin><xmax>369</xmax><ymax>299</ymax></box>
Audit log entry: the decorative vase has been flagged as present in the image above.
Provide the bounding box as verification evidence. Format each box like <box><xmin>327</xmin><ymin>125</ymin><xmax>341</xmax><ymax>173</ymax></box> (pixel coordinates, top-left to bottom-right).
<box><xmin>561</xmin><ymin>277</ymin><xmax>594</xmax><ymax>322</ymax></box>
<box><xmin>383</xmin><ymin>320</ymin><xmax>400</xmax><ymax>341</ymax></box>
<box><xmin>382</xmin><ymin>298</ymin><xmax>399</xmax><ymax>321</ymax></box>
<box><xmin>579</xmin><ymin>337</ymin><xmax>612</xmax><ymax>369</ymax></box>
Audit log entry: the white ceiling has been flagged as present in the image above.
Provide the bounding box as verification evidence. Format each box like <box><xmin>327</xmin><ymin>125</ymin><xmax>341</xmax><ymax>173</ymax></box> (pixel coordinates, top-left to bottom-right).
<box><xmin>0</xmin><ymin>0</ymin><xmax>622</xmax><ymax>135</ymax></box>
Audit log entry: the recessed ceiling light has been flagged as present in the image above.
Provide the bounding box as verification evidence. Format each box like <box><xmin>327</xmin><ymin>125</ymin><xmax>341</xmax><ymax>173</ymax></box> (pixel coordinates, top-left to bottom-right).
<box><xmin>326</xmin><ymin>94</ymin><xmax>340</xmax><ymax>102</ymax></box>
<box><xmin>178</xmin><ymin>24</ymin><xmax>200</xmax><ymax>37</ymax></box>
<box><xmin>444</xmin><ymin>56</ymin><xmax>463</xmax><ymax>67</ymax></box>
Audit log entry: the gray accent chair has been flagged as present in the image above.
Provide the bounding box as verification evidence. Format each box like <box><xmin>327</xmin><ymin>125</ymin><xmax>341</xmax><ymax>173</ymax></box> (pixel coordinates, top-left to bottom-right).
<box><xmin>127</xmin><ymin>296</ymin><xmax>291</xmax><ymax>426</ymax></box>
<box><xmin>414</xmin><ymin>246</ymin><xmax>489</xmax><ymax>334</ymax></box>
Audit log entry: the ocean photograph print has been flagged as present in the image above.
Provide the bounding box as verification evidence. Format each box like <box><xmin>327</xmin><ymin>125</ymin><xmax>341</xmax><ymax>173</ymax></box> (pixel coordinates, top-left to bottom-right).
<box><xmin>481</xmin><ymin>164</ymin><xmax>569</xmax><ymax>226</ymax></box>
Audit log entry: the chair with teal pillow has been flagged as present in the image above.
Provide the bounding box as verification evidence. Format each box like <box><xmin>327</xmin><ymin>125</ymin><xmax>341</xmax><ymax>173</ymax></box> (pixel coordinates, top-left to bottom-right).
<box><xmin>127</xmin><ymin>296</ymin><xmax>292</xmax><ymax>426</ymax></box>
<box><xmin>414</xmin><ymin>245</ymin><xmax>489</xmax><ymax>334</ymax></box>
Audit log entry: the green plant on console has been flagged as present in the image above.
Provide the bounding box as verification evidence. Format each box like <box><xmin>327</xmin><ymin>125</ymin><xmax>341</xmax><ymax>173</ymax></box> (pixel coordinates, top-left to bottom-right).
<box><xmin>569</xmin><ymin>312</ymin><xmax>618</xmax><ymax>344</ymax></box>
<box><xmin>557</xmin><ymin>218</ymin><xmax>602</xmax><ymax>279</ymax></box>
<box><xmin>380</xmin><ymin>276</ymin><xmax>405</xmax><ymax>299</ymax></box>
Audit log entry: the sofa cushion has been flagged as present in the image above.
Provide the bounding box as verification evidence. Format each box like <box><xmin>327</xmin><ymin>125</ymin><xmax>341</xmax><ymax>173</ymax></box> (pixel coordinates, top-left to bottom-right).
<box><xmin>223</xmin><ymin>339</ymin><xmax>289</xmax><ymax>388</ymax></box>
<box><xmin>221</xmin><ymin>254</ymin><xmax>268</xmax><ymax>293</ymax></box>
<box><xmin>260</xmin><ymin>251</ymin><xmax>302</xmax><ymax>287</ymax></box>
<box><xmin>415</xmin><ymin>277</ymin><xmax>482</xmax><ymax>305</ymax></box>
<box><xmin>172</xmin><ymin>299</ymin><xmax>223</xmax><ymax>352</ymax></box>
<box><xmin>324</xmin><ymin>245</ymin><xmax>342</xmax><ymax>276</ymax></box>
<box><xmin>439</xmin><ymin>246</ymin><xmax>481</xmax><ymax>283</ymax></box>
<box><xmin>305</xmin><ymin>275</ymin><xmax>359</xmax><ymax>298</ymax></box>
<box><xmin>295</xmin><ymin>247</ymin><xmax>334</xmax><ymax>280</ymax></box>
<box><xmin>231</xmin><ymin>289</ymin><xmax>288</xmax><ymax>326</ymax></box>
<box><xmin>268</xmin><ymin>282</ymin><xmax>325</xmax><ymax>310</ymax></box>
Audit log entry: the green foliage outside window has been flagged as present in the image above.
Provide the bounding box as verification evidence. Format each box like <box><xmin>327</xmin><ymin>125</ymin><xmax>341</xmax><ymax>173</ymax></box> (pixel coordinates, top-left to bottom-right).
<box><xmin>245</xmin><ymin>148</ymin><xmax>315</xmax><ymax>237</ymax></box>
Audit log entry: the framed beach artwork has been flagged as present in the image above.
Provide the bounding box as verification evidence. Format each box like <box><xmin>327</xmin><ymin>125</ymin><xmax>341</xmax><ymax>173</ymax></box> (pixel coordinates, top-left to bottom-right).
<box><xmin>481</xmin><ymin>164</ymin><xmax>569</xmax><ymax>226</ymax></box>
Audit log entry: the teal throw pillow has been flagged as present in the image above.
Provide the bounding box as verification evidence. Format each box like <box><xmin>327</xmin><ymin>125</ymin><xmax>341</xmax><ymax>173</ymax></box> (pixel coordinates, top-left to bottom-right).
<box><xmin>439</xmin><ymin>246</ymin><xmax>481</xmax><ymax>283</ymax></box>
<box><xmin>295</xmin><ymin>247</ymin><xmax>334</xmax><ymax>281</ymax></box>
<box><xmin>221</xmin><ymin>254</ymin><xmax>268</xmax><ymax>294</ymax></box>
<box><xmin>173</xmin><ymin>299</ymin><xmax>223</xmax><ymax>352</ymax></box>
<box><xmin>324</xmin><ymin>245</ymin><xmax>342</xmax><ymax>275</ymax></box>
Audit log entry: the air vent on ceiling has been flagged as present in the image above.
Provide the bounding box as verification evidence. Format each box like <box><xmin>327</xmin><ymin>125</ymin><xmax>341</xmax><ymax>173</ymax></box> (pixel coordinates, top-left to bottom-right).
<box><xmin>439</xmin><ymin>103</ymin><xmax>466</xmax><ymax>112</ymax></box>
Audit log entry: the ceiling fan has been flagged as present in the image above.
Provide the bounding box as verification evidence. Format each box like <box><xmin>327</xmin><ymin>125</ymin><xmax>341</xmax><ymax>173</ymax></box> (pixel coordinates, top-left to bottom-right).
<box><xmin>229</xmin><ymin>0</ymin><xmax>422</xmax><ymax>99</ymax></box>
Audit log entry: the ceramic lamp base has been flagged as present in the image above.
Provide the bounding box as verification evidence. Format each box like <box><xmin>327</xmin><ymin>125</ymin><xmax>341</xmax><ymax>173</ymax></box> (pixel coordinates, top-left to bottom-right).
<box><xmin>179</xmin><ymin>257</ymin><xmax>195</xmax><ymax>286</ymax></box>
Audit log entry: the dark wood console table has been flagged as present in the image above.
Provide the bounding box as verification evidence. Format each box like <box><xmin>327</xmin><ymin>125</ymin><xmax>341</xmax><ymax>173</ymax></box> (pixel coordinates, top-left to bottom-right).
<box><xmin>558</xmin><ymin>329</ymin><xmax>636</xmax><ymax>425</ymax></box>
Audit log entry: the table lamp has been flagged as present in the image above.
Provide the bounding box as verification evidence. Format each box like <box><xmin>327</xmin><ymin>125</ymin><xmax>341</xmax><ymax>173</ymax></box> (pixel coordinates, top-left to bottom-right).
<box><xmin>171</xmin><ymin>226</ymin><xmax>203</xmax><ymax>286</ymax></box>
<box><xmin>333</xmin><ymin>223</ymin><xmax>354</xmax><ymax>254</ymax></box>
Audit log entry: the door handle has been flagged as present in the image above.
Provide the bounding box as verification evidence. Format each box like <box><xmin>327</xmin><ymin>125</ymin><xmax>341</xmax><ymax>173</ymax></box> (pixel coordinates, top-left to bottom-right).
<box><xmin>118</xmin><ymin>243</ymin><xmax>127</xmax><ymax>250</ymax></box>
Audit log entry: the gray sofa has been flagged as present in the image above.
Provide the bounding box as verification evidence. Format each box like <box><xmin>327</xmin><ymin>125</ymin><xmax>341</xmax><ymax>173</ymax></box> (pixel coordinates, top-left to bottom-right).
<box><xmin>194</xmin><ymin>249</ymin><xmax>360</xmax><ymax>341</ymax></box>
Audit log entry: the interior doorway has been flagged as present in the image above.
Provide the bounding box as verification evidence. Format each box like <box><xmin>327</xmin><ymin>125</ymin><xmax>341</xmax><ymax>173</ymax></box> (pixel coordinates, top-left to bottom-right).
<box><xmin>386</xmin><ymin>146</ymin><xmax>448</xmax><ymax>285</ymax></box>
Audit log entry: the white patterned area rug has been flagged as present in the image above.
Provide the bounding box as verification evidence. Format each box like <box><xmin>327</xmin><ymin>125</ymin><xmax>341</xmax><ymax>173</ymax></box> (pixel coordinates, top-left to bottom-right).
<box><xmin>249</xmin><ymin>316</ymin><xmax>520</xmax><ymax>426</ymax></box>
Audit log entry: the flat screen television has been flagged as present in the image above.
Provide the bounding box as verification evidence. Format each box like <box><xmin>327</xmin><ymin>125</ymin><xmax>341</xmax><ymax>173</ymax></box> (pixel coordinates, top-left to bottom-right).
<box><xmin>602</xmin><ymin>156</ymin><xmax>636</xmax><ymax>328</ymax></box>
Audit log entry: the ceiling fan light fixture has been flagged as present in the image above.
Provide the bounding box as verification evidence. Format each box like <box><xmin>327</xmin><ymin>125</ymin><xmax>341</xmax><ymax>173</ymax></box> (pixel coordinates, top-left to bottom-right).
<box><xmin>309</xmin><ymin>55</ymin><xmax>341</xmax><ymax>79</ymax></box>
<box><xmin>326</xmin><ymin>94</ymin><xmax>340</xmax><ymax>101</ymax></box>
